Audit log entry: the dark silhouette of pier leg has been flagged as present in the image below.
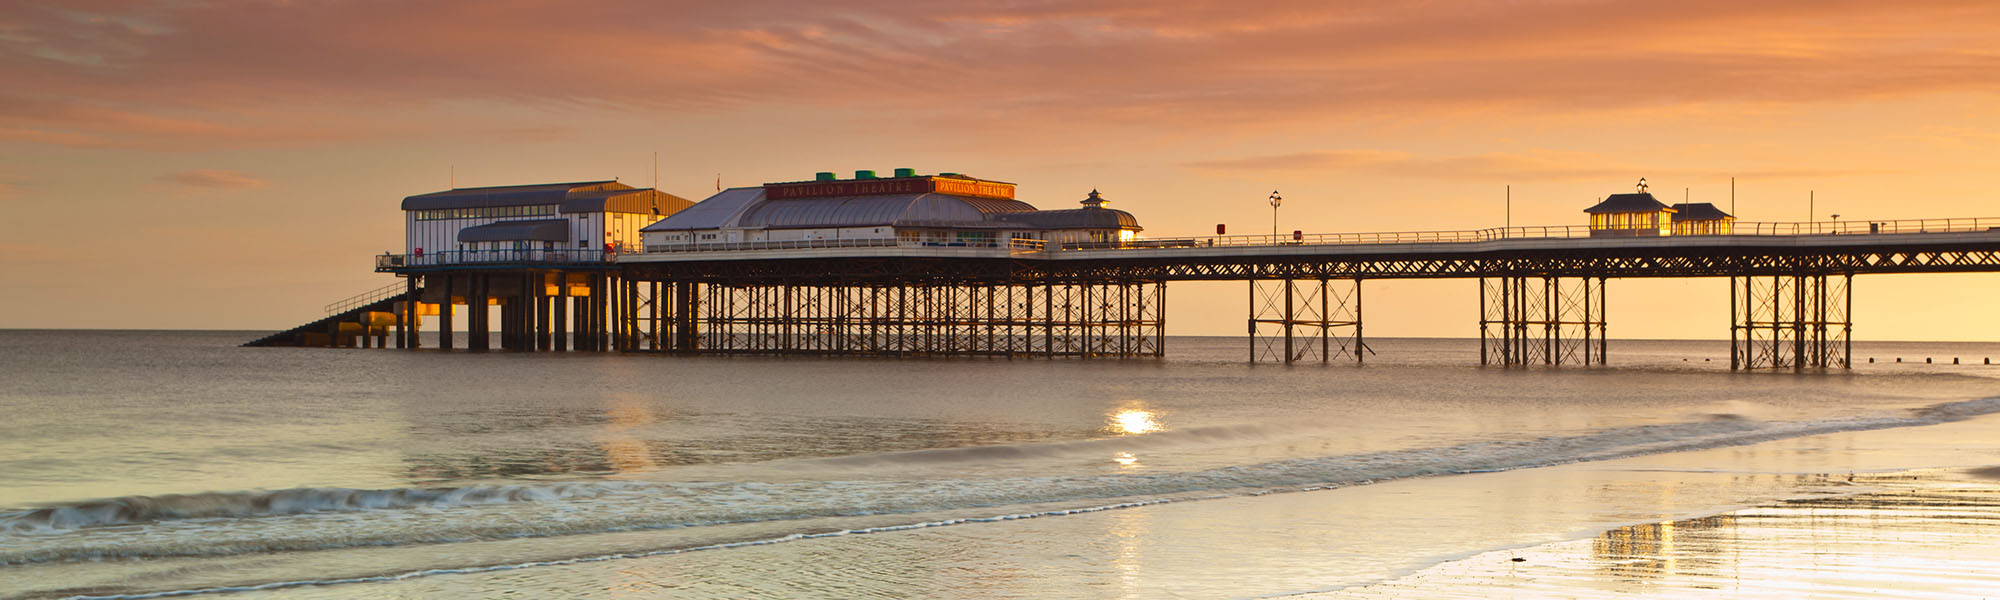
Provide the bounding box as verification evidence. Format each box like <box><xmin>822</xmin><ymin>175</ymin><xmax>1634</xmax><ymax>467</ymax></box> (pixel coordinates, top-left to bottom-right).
<box><xmin>469</xmin><ymin>274</ymin><xmax>489</xmax><ymax>352</ymax></box>
<box><xmin>439</xmin><ymin>275</ymin><xmax>455</xmax><ymax>351</ymax></box>
<box><xmin>674</xmin><ymin>282</ymin><xmax>697</xmax><ymax>353</ymax></box>
<box><xmin>553</xmin><ymin>271</ymin><xmax>568</xmax><ymax>352</ymax></box>
<box><xmin>536</xmin><ymin>272</ymin><xmax>550</xmax><ymax>351</ymax></box>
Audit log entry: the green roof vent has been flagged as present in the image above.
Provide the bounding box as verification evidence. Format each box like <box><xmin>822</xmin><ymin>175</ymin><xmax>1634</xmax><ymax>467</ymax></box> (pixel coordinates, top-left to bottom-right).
<box><xmin>814</xmin><ymin>172</ymin><xmax>836</xmax><ymax>182</ymax></box>
<box><xmin>855</xmin><ymin>170</ymin><xmax>877</xmax><ymax>179</ymax></box>
<box><xmin>893</xmin><ymin>168</ymin><xmax>917</xmax><ymax>178</ymax></box>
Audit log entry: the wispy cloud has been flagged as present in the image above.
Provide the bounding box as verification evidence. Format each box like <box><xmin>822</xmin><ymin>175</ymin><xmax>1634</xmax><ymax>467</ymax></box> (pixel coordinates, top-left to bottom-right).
<box><xmin>0</xmin><ymin>172</ymin><xmax>22</xmax><ymax>199</ymax></box>
<box><xmin>1183</xmin><ymin>149</ymin><xmax>1883</xmax><ymax>181</ymax></box>
<box><xmin>158</xmin><ymin>169</ymin><xmax>268</xmax><ymax>190</ymax></box>
<box><xmin>1</xmin><ymin>0</ymin><xmax>1996</xmax><ymax>148</ymax></box>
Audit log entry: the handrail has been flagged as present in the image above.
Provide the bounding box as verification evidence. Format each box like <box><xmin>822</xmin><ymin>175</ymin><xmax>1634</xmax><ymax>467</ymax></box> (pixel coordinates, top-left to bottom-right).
<box><xmin>641</xmin><ymin>237</ymin><xmax>1049</xmax><ymax>254</ymax></box>
<box><xmin>1067</xmin><ymin>217</ymin><xmax>2000</xmax><ymax>251</ymax></box>
<box><xmin>377</xmin><ymin>248</ymin><xmax>616</xmax><ymax>270</ymax></box>
<box><xmin>324</xmin><ymin>281</ymin><xmax>407</xmax><ymax>315</ymax></box>
<box><xmin>379</xmin><ymin>216</ymin><xmax>2000</xmax><ymax>266</ymax></box>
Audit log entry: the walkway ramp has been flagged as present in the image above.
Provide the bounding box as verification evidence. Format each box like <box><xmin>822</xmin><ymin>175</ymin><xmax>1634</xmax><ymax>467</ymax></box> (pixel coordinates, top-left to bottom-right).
<box><xmin>242</xmin><ymin>282</ymin><xmax>414</xmax><ymax>347</ymax></box>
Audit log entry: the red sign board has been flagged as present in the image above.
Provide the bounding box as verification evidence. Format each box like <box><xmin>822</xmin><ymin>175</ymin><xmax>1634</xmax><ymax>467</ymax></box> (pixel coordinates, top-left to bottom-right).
<box><xmin>930</xmin><ymin>178</ymin><xmax>1015</xmax><ymax>199</ymax></box>
<box><xmin>764</xmin><ymin>176</ymin><xmax>1015</xmax><ymax>200</ymax></box>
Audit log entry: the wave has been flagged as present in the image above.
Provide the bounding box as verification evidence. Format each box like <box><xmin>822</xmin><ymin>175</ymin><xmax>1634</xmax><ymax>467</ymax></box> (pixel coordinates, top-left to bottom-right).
<box><xmin>0</xmin><ymin>483</ymin><xmax>634</xmax><ymax>535</ymax></box>
<box><xmin>813</xmin><ymin>422</ymin><xmax>1291</xmax><ymax>466</ymax></box>
<box><xmin>6</xmin><ymin>397</ymin><xmax>1997</xmax><ymax>567</ymax></box>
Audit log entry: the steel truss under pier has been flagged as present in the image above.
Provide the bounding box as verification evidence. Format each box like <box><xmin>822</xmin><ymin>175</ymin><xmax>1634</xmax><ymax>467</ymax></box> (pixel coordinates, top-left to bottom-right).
<box><xmin>1248</xmin><ymin>279</ymin><xmax>1363</xmax><ymax>363</ymax></box>
<box><xmin>1480</xmin><ymin>276</ymin><xmax>1607</xmax><ymax>366</ymax></box>
<box><xmin>640</xmin><ymin>281</ymin><xmax>1165</xmax><ymax>358</ymax></box>
<box><xmin>1731</xmin><ymin>274</ymin><xmax>1851</xmax><ymax>370</ymax></box>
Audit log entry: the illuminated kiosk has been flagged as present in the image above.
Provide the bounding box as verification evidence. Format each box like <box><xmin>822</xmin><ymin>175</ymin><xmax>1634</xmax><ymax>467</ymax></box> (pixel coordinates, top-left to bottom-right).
<box><xmin>1669</xmin><ymin>202</ymin><xmax>1736</xmax><ymax>235</ymax></box>
<box><xmin>641</xmin><ymin>170</ymin><xmax>1143</xmax><ymax>250</ymax></box>
<box><xmin>1584</xmin><ymin>180</ymin><xmax>1676</xmax><ymax>237</ymax></box>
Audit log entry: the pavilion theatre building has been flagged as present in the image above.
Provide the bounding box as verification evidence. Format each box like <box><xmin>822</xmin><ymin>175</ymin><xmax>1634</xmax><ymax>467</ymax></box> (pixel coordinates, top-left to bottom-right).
<box><xmin>641</xmin><ymin>170</ymin><xmax>1143</xmax><ymax>249</ymax></box>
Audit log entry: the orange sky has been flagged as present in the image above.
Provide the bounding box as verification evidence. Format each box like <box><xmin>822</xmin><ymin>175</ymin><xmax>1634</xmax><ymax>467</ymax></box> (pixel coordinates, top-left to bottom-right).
<box><xmin>3</xmin><ymin>1</ymin><xmax>1998</xmax><ymax>339</ymax></box>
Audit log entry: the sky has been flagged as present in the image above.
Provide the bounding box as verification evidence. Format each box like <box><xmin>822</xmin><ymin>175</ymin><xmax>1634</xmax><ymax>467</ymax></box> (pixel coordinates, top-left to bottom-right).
<box><xmin>3</xmin><ymin>0</ymin><xmax>1998</xmax><ymax>339</ymax></box>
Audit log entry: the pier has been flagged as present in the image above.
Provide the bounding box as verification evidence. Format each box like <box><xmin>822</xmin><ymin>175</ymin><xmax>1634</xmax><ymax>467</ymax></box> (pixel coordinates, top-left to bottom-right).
<box><xmin>251</xmin><ymin>173</ymin><xmax>2000</xmax><ymax>370</ymax></box>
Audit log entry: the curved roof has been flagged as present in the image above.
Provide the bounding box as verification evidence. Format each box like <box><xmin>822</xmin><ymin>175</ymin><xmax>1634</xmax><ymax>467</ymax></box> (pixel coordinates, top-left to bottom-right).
<box><xmin>562</xmin><ymin>189</ymin><xmax>695</xmax><ymax>215</ymax></box>
<box><xmin>642</xmin><ymin>187</ymin><xmax>1146</xmax><ymax>233</ymax></box>
<box><xmin>403</xmin><ymin>181</ymin><xmax>693</xmax><ymax>215</ymax></box>
<box><xmin>457</xmin><ymin>219</ymin><xmax>570</xmax><ymax>242</ymax></box>
<box><xmin>644</xmin><ymin>188</ymin><xmax>763</xmax><ymax>231</ymax></box>
<box><xmin>403</xmin><ymin>181</ymin><xmax>623</xmax><ymax>210</ymax></box>
<box><xmin>735</xmin><ymin>193</ymin><xmax>1036</xmax><ymax>229</ymax></box>
<box><xmin>1584</xmin><ymin>193</ymin><xmax>1674</xmax><ymax>214</ymax></box>
<box><xmin>1670</xmin><ymin>202</ymin><xmax>1734</xmax><ymax>221</ymax></box>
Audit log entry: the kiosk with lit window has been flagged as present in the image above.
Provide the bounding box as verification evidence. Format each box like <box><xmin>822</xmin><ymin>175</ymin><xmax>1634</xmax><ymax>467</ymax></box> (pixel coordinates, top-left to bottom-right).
<box><xmin>1585</xmin><ymin>179</ymin><xmax>1676</xmax><ymax>237</ymax></box>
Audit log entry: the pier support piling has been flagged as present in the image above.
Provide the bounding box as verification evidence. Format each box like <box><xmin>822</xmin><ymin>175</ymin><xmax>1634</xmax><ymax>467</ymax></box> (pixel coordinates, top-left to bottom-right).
<box><xmin>669</xmin><ymin>280</ymin><xmax>1160</xmax><ymax>357</ymax></box>
<box><xmin>1249</xmin><ymin>278</ymin><xmax>1362</xmax><ymax>363</ymax></box>
<box><xmin>1731</xmin><ymin>273</ymin><xmax>1850</xmax><ymax>369</ymax></box>
<box><xmin>1480</xmin><ymin>276</ymin><xmax>1606</xmax><ymax>366</ymax></box>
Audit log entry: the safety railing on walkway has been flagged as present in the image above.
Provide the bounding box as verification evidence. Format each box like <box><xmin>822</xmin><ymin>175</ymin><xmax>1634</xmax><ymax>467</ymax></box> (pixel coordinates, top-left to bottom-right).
<box><xmin>377</xmin><ymin>217</ymin><xmax>2000</xmax><ymax>266</ymax></box>
<box><xmin>323</xmin><ymin>281</ymin><xmax>408</xmax><ymax>315</ymax></box>
<box><xmin>641</xmin><ymin>237</ymin><xmax>1049</xmax><ymax>254</ymax></box>
<box><xmin>1061</xmin><ymin>217</ymin><xmax>2000</xmax><ymax>251</ymax></box>
<box><xmin>376</xmin><ymin>248</ymin><xmax>616</xmax><ymax>270</ymax></box>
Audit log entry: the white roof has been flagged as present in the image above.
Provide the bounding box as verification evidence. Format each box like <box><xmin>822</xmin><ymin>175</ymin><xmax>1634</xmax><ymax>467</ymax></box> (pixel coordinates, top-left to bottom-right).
<box><xmin>641</xmin><ymin>187</ymin><xmax>765</xmax><ymax>231</ymax></box>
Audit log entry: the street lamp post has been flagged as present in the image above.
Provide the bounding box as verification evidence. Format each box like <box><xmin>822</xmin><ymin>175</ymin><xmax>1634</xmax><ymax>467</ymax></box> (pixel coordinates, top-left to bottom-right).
<box><xmin>1269</xmin><ymin>190</ymin><xmax>1282</xmax><ymax>240</ymax></box>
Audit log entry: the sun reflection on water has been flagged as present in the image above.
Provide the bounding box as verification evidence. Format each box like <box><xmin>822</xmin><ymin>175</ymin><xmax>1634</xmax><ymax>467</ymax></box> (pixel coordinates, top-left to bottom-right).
<box><xmin>1111</xmin><ymin>409</ymin><xmax>1162</xmax><ymax>435</ymax></box>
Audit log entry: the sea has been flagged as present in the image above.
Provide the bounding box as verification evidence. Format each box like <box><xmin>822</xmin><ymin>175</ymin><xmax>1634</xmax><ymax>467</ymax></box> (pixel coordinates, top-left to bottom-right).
<box><xmin>5</xmin><ymin>330</ymin><xmax>2000</xmax><ymax>598</ymax></box>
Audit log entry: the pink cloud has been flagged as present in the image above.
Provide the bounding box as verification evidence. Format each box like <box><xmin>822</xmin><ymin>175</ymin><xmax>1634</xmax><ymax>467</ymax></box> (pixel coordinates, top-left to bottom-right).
<box><xmin>2</xmin><ymin>0</ymin><xmax>1996</xmax><ymax>148</ymax></box>
<box><xmin>158</xmin><ymin>169</ymin><xmax>268</xmax><ymax>190</ymax></box>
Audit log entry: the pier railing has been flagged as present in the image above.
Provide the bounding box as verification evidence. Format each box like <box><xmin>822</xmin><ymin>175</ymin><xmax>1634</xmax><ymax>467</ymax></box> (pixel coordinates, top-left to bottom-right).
<box><xmin>376</xmin><ymin>217</ymin><xmax>2000</xmax><ymax>268</ymax></box>
<box><xmin>641</xmin><ymin>237</ymin><xmax>1049</xmax><ymax>254</ymax></box>
<box><xmin>1062</xmin><ymin>217</ymin><xmax>2000</xmax><ymax>251</ymax></box>
<box><xmin>323</xmin><ymin>281</ymin><xmax>408</xmax><ymax>315</ymax></box>
<box><xmin>376</xmin><ymin>248</ymin><xmax>614</xmax><ymax>270</ymax></box>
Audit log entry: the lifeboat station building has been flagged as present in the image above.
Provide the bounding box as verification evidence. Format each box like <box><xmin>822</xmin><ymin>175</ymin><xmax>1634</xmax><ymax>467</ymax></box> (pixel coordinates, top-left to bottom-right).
<box><xmin>398</xmin><ymin>180</ymin><xmax>694</xmax><ymax>264</ymax></box>
<box><xmin>640</xmin><ymin>170</ymin><xmax>1143</xmax><ymax>250</ymax></box>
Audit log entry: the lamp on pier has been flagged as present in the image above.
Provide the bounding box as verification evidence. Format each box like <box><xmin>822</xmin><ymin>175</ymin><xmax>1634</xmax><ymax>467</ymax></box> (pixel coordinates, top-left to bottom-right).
<box><xmin>1268</xmin><ymin>190</ymin><xmax>1283</xmax><ymax>238</ymax></box>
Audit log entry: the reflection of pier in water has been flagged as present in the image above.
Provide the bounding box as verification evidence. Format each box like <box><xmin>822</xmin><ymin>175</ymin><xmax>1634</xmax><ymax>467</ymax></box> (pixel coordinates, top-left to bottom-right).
<box><xmin>1593</xmin><ymin>514</ymin><xmax>1739</xmax><ymax>584</ymax></box>
<box><xmin>393</xmin><ymin>396</ymin><xmax>1085</xmax><ymax>484</ymax></box>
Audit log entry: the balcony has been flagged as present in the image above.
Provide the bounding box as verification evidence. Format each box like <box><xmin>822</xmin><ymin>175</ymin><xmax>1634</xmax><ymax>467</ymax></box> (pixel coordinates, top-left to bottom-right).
<box><xmin>376</xmin><ymin>248</ymin><xmax>614</xmax><ymax>271</ymax></box>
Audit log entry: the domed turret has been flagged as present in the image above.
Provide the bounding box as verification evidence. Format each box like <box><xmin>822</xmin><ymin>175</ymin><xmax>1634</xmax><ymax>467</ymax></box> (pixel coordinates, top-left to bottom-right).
<box><xmin>1081</xmin><ymin>189</ymin><xmax>1109</xmax><ymax>209</ymax></box>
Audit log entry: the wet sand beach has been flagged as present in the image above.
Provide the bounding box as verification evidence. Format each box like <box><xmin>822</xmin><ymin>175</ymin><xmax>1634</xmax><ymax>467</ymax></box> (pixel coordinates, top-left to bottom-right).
<box><xmin>1331</xmin><ymin>470</ymin><xmax>2000</xmax><ymax>599</ymax></box>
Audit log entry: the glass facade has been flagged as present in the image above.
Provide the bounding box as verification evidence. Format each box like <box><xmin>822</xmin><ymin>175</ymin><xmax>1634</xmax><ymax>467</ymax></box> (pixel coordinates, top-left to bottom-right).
<box><xmin>413</xmin><ymin>205</ymin><xmax>558</xmax><ymax>221</ymax></box>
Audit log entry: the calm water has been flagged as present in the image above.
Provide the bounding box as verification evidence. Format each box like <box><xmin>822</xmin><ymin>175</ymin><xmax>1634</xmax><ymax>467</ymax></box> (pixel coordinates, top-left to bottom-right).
<box><xmin>4</xmin><ymin>330</ymin><xmax>2000</xmax><ymax>598</ymax></box>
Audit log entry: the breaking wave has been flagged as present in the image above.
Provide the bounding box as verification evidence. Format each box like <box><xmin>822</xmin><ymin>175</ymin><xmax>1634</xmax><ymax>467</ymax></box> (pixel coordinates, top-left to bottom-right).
<box><xmin>0</xmin><ymin>483</ymin><xmax>634</xmax><ymax>535</ymax></box>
